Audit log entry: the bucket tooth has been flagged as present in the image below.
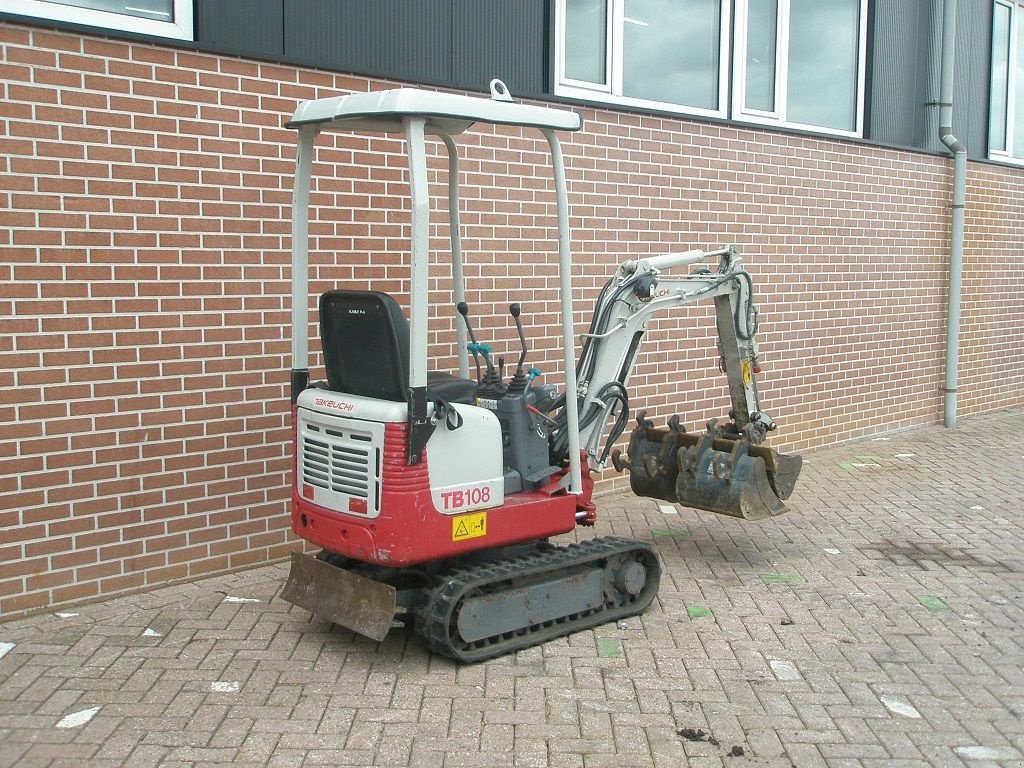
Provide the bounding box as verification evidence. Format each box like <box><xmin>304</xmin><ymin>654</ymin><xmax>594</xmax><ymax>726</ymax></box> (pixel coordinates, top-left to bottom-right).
<box><xmin>610</xmin><ymin>448</ymin><xmax>631</xmax><ymax>472</ymax></box>
<box><xmin>666</xmin><ymin>414</ymin><xmax>684</xmax><ymax>434</ymax></box>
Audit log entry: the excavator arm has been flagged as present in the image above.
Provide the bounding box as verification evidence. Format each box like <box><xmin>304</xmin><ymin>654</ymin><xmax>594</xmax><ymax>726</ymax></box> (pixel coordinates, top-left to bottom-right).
<box><xmin>550</xmin><ymin>245</ymin><xmax>801</xmax><ymax>521</ymax></box>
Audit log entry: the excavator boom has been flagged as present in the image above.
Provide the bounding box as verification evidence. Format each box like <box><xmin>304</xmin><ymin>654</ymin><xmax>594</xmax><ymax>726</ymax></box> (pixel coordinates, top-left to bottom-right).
<box><xmin>555</xmin><ymin>246</ymin><xmax>802</xmax><ymax>520</ymax></box>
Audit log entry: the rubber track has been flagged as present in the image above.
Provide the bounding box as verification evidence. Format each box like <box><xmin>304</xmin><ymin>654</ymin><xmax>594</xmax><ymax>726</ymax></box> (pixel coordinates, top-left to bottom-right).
<box><xmin>415</xmin><ymin>536</ymin><xmax>660</xmax><ymax>662</ymax></box>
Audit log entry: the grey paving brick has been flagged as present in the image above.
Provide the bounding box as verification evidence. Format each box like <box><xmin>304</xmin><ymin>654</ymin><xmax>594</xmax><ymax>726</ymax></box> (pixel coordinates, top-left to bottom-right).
<box><xmin>1</xmin><ymin>411</ymin><xmax>1023</xmax><ymax>766</ymax></box>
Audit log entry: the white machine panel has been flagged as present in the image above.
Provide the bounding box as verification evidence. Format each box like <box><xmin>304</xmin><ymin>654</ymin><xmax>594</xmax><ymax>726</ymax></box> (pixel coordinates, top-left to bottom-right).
<box><xmin>427</xmin><ymin>403</ymin><xmax>504</xmax><ymax>515</ymax></box>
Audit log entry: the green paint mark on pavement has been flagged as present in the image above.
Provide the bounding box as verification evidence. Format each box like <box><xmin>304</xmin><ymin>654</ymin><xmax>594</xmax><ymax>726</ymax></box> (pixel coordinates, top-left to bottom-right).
<box><xmin>686</xmin><ymin>605</ymin><xmax>712</xmax><ymax>619</ymax></box>
<box><xmin>760</xmin><ymin>573</ymin><xmax>803</xmax><ymax>585</ymax></box>
<box><xmin>917</xmin><ymin>595</ymin><xmax>949</xmax><ymax>612</ymax></box>
<box><xmin>597</xmin><ymin>637</ymin><xmax>622</xmax><ymax>658</ymax></box>
<box><xmin>837</xmin><ymin>462</ymin><xmax>855</xmax><ymax>470</ymax></box>
<box><xmin>652</xmin><ymin>529</ymin><xmax>690</xmax><ymax>538</ymax></box>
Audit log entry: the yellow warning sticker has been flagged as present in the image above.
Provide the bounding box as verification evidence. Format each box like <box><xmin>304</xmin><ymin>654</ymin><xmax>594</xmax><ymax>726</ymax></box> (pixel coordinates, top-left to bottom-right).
<box><xmin>741</xmin><ymin>360</ymin><xmax>753</xmax><ymax>386</ymax></box>
<box><xmin>452</xmin><ymin>511</ymin><xmax>487</xmax><ymax>542</ymax></box>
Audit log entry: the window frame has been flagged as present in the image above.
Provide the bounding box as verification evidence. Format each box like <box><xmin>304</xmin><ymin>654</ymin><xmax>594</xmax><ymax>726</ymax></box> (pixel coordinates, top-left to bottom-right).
<box><xmin>554</xmin><ymin>0</ymin><xmax>869</xmax><ymax>138</ymax></box>
<box><xmin>989</xmin><ymin>0</ymin><xmax>1023</xmax><ymax>165</ymax></box>
<box><xmin>553</xmin><ymin>0</ymin><xmax>732</xmax><ymax>120</ymax></box>
<box><xmin>0</xmin><ymin>0</ymin><xmax>193</xmax><ymax>41</ymax></box>
<box><xmin>732</xmin><ymin>0</ymin><xmax>869</xmax><ymax>138</ymax></box>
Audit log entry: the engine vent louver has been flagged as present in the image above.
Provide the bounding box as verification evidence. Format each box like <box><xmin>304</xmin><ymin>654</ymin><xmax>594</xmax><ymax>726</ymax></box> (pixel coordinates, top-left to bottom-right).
<box><xmin>300</xmin><ymin>416</ymin><xmax>383</xmax><ymax>517</ymax></box>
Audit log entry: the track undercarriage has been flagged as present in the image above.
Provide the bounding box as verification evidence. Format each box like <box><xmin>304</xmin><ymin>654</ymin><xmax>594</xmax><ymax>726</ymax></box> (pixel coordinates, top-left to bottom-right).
<box><xmin>284</xmin><ymin>537</ymin><xmax>660</xmax><ymax>662</ymax></box>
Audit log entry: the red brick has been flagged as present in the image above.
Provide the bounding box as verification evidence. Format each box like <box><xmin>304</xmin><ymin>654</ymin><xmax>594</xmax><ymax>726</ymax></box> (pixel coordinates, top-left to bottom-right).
<box><xmin>1</xmin><ymin>590</ymin><xmax>50</xmax><ymax>613</ymax></box>
<box><xmin>0</xmin><ymin>27</ymin><xmax>1018</xmax><ymax>624</ymax></box>
<box><xmin>145</xmin><ymin>564</ymin><xmax>188</xmax><ymax>583</ymax></box>
<box><xmin>52</xmin><ymin>581</ymin><xmax>99</xmax><ymax>605</ymax></box>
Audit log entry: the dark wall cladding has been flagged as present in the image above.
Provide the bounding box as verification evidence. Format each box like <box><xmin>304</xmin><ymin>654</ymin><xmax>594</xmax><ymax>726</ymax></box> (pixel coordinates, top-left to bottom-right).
<box><xmin>450</xmin><ymin>0</ymin><xmax>547</xmax><ymax>94</ymax></box>
<box><xmin>868</xmin><ymin>0</ymin><xmax>990</xmax><ymax>160</ymax></box>
<box><xmin>954</xmin><ymin>0</ymin><xmax>993</xmax><ymax>157</ymax></box>
<box><xmin>175</xmin><ymin>0</ymin><xmax>996</xmax><ymax>155</ymax></box>
<box><xmin>867</xmin><ymin>0</ymin><xmax>937</xmax><ymax>151</ymax></box>
<box><xmin>197</xmin><ymin>0</ymin><xmax>283</xmax><ymax>56</ymax></box>
<box><xmin>195</xmin><ymin>0</ymin><xmax>547</xmax><ymax>96</ymax></box>
<box><xmin>282</xmin><ymin>0</ymin><xmax>452</xmax><ymax>85</ymax></box>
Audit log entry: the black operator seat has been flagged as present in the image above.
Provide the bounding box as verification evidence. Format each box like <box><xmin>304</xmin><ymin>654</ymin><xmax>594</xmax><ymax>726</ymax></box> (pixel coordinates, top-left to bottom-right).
<box><xmin>319</xmin><ymin>290</ymin><xmax>478</xmax><ymax>405</ymax></box>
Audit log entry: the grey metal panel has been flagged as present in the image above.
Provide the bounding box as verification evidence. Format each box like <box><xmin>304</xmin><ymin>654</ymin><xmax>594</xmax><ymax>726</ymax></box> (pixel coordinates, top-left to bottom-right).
<box><xmin>915</xmin><ymin>0</ymin><xmax>943</xmax><ymax>151</ymax></box>
<box><xmin>450</xmin><ymin>0</ymin><xmax>548</xmax><ymax>96</ymax></box>
<box><xmin>953</xmin><ymin>0</ymin><xmax>992</xmax><ymax>159</ymax></box>
<box><xmin>198</xmin><ymin>0</ymin><xmax>284</xmax><ymax>55</ymax></box>
<box><xmin>868</xmin><ymin>0</ymin><xmax>989</xmax><ymax>160</ymax></box>
<box><xmin>867</xmin><ymin>0</ymin><xmax>939</xmax><ymax>150</ymax></box>
<box><xmin>283</xmin><ymin>0</ymin><xmax>452</xmax><ymax>85</ymax></box>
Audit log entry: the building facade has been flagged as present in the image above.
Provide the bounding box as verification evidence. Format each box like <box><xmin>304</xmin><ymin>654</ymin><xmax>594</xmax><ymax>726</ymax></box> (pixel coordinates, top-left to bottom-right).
<box><xmin>1</xmin><ymin>0</ymin><xmax>1022</xmax><ymax>618</ymax></box>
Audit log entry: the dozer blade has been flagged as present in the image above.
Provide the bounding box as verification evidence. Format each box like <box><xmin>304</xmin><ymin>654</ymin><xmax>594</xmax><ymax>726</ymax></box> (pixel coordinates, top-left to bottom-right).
<box><xmin>280</xmin><ymin>551</ymin><xmax>397</xmax><ymax>641</ymax></box>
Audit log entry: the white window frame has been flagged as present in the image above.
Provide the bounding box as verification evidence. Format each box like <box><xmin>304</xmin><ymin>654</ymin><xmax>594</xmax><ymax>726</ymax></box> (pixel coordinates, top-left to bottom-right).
<box><xmin>554</xmin><ymin>0</ymin><xmax>731</xmax><ymax>120</ymax></box>
<box><xmin>732</xmin><ymin>0</ymin><xmax>868</xmax><ymax>138</ymax></box>
<box><xmin>0</xmin><ymin>0</ymin><xmax>193</xmax><ymax>40</ymax></box>
<box><xmin>990</xmin><ymin>0</ymin><xmax>1023</xmax><ymax>165</ymax></box>
<box><xmin>556</xmin><ymin>0</ymin><xmax>614</xmax><ymax>97</ymax></box>
<box><xmin>554</xmin><ymin>0</ymin><xmax>869</xmax><ymax>137</ymax></box>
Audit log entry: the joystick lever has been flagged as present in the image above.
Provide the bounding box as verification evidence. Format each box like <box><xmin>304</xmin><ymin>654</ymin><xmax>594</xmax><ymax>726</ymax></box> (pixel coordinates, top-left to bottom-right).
<box><xmin>508</xmin><ymin>303</ymin><xmax>530</xmax><ymax>394</ymax></box>
<box><xmin>457</xmin><ymin>302</ymin><xmax>504</xmax><ymax>397</ymax></box>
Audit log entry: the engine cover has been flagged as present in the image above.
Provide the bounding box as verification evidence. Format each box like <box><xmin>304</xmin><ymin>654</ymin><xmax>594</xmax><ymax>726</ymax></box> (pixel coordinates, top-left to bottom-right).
<box><xmin>291</xmin><ymin>388</ymin><xmax>576</xmax><ymax>567</ymax></box>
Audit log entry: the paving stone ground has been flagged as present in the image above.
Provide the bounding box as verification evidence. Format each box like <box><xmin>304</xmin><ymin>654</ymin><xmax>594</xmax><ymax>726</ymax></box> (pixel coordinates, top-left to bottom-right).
<box><xmin>1</xmin><ymin>409</ymin><xmax>1022</xmax><ymax>768</ymax></box>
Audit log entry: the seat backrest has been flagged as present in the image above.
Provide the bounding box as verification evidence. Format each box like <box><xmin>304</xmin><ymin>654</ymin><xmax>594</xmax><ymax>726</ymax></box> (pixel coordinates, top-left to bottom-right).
<box><xmin>319</xmin><ymin>290</ymin><xmax>410</xmax><ymax>402</ymax></box>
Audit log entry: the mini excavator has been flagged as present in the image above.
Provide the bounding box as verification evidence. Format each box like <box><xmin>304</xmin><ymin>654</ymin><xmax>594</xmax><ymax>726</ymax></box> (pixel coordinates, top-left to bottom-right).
<box><xmin>280</xmin><ymin>82</ymin><xmax>802</xmax><ymax>661</ymax></box>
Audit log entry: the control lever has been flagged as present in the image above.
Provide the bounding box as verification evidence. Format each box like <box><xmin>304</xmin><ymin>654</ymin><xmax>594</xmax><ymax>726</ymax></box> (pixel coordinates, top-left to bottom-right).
<box><xmin>457</xmin><ymin>302</ymin><xmax>485</xmax><ymax>385</ymax></box>
<box><xmin>507</xmin><ymin>303</ymin><xmax>530</xmax><ymax>394</ymax></box>
<box><xmin>457</xmin><ymin>302</ymin><xmax>504</xmax><ymax>397</ymax></box>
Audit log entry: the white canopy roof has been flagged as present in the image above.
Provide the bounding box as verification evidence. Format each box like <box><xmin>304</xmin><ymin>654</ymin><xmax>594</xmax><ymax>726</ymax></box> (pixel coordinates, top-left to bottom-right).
<box><xmin>286</xmin><ymin>86</ymin><xmax>583</xmax><ymax>134</ymax></box>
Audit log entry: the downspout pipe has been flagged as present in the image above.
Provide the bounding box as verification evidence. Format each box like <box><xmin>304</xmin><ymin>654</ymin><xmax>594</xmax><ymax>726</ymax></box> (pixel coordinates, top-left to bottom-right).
<box><xmin>939</xmin><ymin>0</ymin><xmax>967</xmax><ymax>428</ymax></box>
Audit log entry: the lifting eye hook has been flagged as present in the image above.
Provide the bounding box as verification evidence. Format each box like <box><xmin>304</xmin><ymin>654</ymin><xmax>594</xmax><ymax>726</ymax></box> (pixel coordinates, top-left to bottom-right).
<box><xmin>489</xmin><ymin>79</ymin><xmax>514</xmax><ymax>103</ymax></box>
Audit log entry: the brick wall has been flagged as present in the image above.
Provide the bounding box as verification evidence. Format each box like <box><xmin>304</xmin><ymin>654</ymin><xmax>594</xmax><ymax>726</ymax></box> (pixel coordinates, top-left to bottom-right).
<box><xmin>2</xmin><ymin>23</ymin><xmax>1022</xmax><ymax>618</ymax></box>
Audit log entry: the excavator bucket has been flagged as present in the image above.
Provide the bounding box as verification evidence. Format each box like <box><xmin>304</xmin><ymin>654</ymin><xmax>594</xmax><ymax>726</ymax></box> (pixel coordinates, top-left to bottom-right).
<box><xmin>614</xmin><ymin>414</ymin><xmax>802</xmax><ymax>521</ymax></box>
<box><xmin>675</xmin><ymin>434</ymin><xmax>787</xmax><ymax>520</ymax></box>
<box><xmin>616</xmin><ymin>419</ymin><xmax>682</xmax><ymax>503</ymax></box>
<box><xmin>280</xmin><ymin>552</ymin><xmax>397</xmax><ymax>641</ymax></box>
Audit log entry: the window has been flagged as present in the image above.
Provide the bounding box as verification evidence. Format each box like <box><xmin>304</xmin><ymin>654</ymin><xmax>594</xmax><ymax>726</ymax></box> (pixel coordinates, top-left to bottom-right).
<box><xmin>734</xmin><ymin>0</ymin><xmax>866</xmax><ymax>135</ymax></box>
<box><xmin>0</xmin><ymin>0</ymin><xmax>193</xmax><ymax>40</ymax></box>
<box><xmin>990</xmin><ymin>0</ymin><xmax>1024</xmax><ymax>163</ymax></box>
<box><xmin>555</xmin><ymin>0</ymin><xmax>868</xmax><ymax>137</ymax></box>
<box><xmin>556</xmin><ymin>0</ymin><xmax>730</xmax><ymax>118</ymax></box>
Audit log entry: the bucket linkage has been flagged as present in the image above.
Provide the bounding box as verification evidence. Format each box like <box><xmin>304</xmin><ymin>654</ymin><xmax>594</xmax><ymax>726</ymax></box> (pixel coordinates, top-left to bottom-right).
<box><xmin>612</xmin><ymin>412</ymin><xmax>802</xmax><ymax>521</ymax></box>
